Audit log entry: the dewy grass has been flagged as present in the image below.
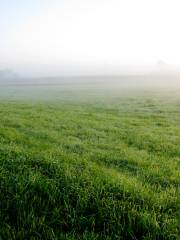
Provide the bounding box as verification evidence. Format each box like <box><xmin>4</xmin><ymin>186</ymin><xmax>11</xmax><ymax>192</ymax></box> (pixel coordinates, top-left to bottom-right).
<box><xmin>0</xmin><ymin>88</ymin><xmax>179</xmax><ymax>239</ymax></box>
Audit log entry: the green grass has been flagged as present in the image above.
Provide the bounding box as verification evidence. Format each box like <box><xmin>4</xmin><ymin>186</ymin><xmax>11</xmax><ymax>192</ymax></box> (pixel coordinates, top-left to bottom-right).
<box><xmin>0</xmin><ymin>86</ymin><xmax>179</xmax><ymax>239</ymax></box>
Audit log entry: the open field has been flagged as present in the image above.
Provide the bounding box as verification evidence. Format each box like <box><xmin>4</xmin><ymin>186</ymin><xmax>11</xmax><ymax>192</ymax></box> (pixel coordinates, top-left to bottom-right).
<box><xmin>0</xmin><ymin>80</ymin><xmax>179</xmax><ymax>239</ymax></box>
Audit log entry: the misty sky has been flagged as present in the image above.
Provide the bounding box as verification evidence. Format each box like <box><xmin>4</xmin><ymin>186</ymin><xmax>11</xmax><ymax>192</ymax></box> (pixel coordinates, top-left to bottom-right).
<box><xmin>0</xmin><ymin>0</ymin><xmax>180</xmax><ymax>76</ymax></box>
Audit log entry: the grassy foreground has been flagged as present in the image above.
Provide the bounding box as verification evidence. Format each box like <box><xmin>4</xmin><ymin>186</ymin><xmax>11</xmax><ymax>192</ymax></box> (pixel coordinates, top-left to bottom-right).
<box><xmin>0</xmin><ymin>88</ymin><xmax>179</xmax><ymax>239</ymax></box>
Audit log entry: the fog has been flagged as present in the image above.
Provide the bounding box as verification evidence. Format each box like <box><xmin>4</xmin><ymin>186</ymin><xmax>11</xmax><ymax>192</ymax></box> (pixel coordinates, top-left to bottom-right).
<box><xmin>0</xmin><ymin>74</ymin><xmax>180</xmax><ymax>90</ymax></box>
<box><xmin>0</xmin><ymin>0</ymin><xmax>180</xmax><ymax>88</ymax></box>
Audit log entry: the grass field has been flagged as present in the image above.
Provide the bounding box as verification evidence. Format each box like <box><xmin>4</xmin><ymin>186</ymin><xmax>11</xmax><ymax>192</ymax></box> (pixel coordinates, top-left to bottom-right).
<box><xmin>0</xmin><ymin>82</ymin><xmax>179</xmax><ymax>239</ymax></box>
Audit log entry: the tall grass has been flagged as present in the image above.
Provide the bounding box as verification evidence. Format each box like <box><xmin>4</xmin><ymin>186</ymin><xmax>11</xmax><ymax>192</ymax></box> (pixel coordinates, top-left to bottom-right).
<box><xmin>0</xmin><ymin>89</ymin><xmax>179</xmax><ymax>239</ymax></box>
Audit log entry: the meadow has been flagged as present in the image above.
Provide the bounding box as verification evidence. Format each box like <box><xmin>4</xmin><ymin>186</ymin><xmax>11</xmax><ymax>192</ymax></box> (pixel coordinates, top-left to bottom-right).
<box><xmin>0</xmin><ymin>80</ymin><xmax>179</xmax><ymax>239</ymax></box>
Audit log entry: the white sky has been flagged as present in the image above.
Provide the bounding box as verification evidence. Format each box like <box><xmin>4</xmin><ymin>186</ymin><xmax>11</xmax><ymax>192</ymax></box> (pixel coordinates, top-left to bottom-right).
<box><xmin>1</xmin><ymin>0</ymin><xmax>180</xmax><ymax>75</ymax></box>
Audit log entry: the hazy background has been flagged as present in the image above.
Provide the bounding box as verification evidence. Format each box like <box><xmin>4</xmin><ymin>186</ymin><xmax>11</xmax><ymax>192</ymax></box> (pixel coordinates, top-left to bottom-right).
<box><xmin>0</xmin><ymin>0</ymin><xmax>180</xmax><ymax>78</ymax></box>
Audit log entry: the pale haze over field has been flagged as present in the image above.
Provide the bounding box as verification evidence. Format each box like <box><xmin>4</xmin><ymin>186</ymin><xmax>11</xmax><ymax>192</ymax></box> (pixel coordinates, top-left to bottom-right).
<box><xmin>0</xmin><ymin>0</ymin><xmax>180</xmax><ymax>76</ymax></box>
